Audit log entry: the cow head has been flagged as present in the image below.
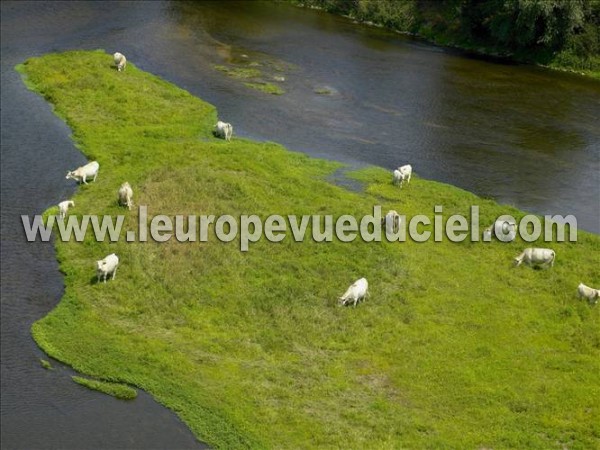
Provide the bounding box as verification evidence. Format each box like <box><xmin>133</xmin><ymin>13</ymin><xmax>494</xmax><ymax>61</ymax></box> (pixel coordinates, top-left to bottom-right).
<box><xmin>513</xmin><ymin>257</ymin><xmax>522</xmax><ymax>267</ymax></box>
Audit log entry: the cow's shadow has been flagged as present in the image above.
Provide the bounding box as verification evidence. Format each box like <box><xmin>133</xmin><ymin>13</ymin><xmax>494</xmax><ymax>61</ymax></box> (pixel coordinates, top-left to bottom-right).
<box><xmin>90</xmin><ymin>275</ymin><xmax>116</xmax><ymax>285</ymax></box>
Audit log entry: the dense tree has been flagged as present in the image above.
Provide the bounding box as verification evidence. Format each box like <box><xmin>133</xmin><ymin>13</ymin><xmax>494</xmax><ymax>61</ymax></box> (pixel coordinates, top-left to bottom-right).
<box><xmin>462</xmin><ymin>0</ymin><xmax>587</xmax><ymax>52</ymax></box>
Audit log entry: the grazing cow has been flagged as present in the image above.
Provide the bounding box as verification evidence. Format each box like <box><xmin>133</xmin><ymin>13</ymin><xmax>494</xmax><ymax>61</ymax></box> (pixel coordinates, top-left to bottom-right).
<box><xmin>214</xmin><ymin>121</ymin><xmax>233</xmax><ymax>141</ymax></box>
<box><xmin>113</xmin><ymin>52</ymin><xmax>127</xmax><ymax>72</ymax></box>
<box><xmin>397</xmin><ymin>164</ymin><xmax>412</xmax><ymax>186</ymax></box>
<box><xmin>66</xmin><ymin>161</ymin><xmax>99</xmax><ymax>184</ymax></box>
<box><xmin>58</xmin><ymin>200</ymin><xmax>74</xmax><ymax>219</ymax></box>
<box><xmin>96</xmin><ymin>253</ymin><xmax>119</xmax><ymax>283</ymax></box>
<box><xmin>484</xmin><ymin>219</ymin><xmax>517</xmax><ymax>240</ymax></box>
<box><xmin>381</xmin><ymin>210</ymin><xmax>401</xmax><ymax>234</ymax></box>
<box><xmin>494</xmin><ymin>219</ymin><xmax>517</xmax><ymax>234</ymax></box>
<box><xmin>339</xmin><ymin>277</ymin><xmax>369</xmax><ymax>307</ymax></box>
<box><xmin>118</xmin><ymin>182</ymin><xmax>133</xmax><ymax>210</ymax></box>
<box><xmin>577</xmin><ymin>283</ymin><xmax>599</xmax><ymax>304</ymax></box>
<box><xmin>514</xmin><ymin>248</ymin><xmax>555</xmax><ymax>268</ymax></box>
<box><xmin>392</xmin><ymin>169</ymin><xmax>403</xmax><ymax>186</ymax></box>
<box><xmin>482</xmin><ymin>226</ymin><xmax>493</xmax><ymax>241</ymax></box>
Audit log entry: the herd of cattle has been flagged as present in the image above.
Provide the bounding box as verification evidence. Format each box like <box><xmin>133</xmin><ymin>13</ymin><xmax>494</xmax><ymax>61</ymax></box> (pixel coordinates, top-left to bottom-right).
<box><xmin>55</xmin><ymin>52</ymin><xmax>599</xmax><ymax>306</ymax></box>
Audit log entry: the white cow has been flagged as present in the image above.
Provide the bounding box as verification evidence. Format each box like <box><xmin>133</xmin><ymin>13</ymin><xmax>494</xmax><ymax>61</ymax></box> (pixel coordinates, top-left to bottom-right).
<box><xmin>577</xmin><ymin>283</ymin><xmax>599</xmax><ymax>304</ymax></box>
<box><xmin>113</xmin><ymin>52</ymin><xmax>127</xmax><ymax>72</ymax></box>
<box><xmin>96</xmin><ymin>253</ymin><xmax>119</xmax><ymax>283</ymax></box>
<box><xmin>118</xmin><ymin>182</ymin><xmax>133</xmax><ymax>210</ymax></box>
<box><xmin>397</xmin><ymin>164</ymin><xmax>412</xmax><ymax>186</ymax></box>
<box><xmin>514</xmin><ymin>248</ymin><xmax>555</xmax><ymax>268</ymax></box>
<box><xmin>482</xmin><ymin>226</ymin><xmax>493</xmax><ymax>241</ymax></box>
<box><xmin>381</xmin><ymin>210</ymin><xmax>401</xmax><ymax>234</ymax></box>
<box><xmin>484</xmin><ymin>219</ymin><xmax>517</xmax><ymax>240</ymax></box>
<box><xmin>215</xmin><ymin>121</ymin><xmax>233</xmax><ymax>141</ymax></box>
<box><xmin>494</xmin><ymin>219</ymin><xmax>517</xmax><ymax>234</ymax></box>
<box><xmin>392</xmin><ymin>169</ymin><xmax>403</xmax><ymax>186</ymax></box>
<box><xmin>58</xmin><ymin>200</ymin><xmax>74</xmax><ymax>219</ymax></box>
<box><xmin>66</xmin><ymin>161</ymin><xmax>99</xmax><ymax>184</ymax></box>
<box><xmin>339</xmin><ymin>277</ymin><xmax>369</xmax><ymax>307</ymax></box>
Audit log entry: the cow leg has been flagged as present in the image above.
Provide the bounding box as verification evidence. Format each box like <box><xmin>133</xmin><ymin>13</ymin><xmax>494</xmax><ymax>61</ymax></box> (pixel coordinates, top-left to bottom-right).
<box><xmin>112</xmin><ymin>267</ymin><xmax>117</xmax><ymax>280</ymax></box>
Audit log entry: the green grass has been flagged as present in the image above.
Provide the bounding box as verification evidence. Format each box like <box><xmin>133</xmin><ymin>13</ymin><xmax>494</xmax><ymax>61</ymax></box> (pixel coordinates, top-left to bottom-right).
<box><xmin>547</xmin><ymin>51</ymin><xmax>600</xmax><ymax>80</ymax></box>
<box><xmin>18</xmin><ymin>50</ymin><xmax>600</xmax><ymax>449</ymax></box>
<box><xmin>72</xmin><ymin>376</ymin><xmax>137</xmax><ymax>400</ymax></box>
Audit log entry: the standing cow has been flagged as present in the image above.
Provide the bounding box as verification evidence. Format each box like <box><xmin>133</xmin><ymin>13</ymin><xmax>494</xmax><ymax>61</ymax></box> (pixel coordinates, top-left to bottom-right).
<box><xmin>214</xmin><ymin>121</ymin><xmax>233</xmax><ymax>141</ymax></box>
<box><xmin>382</xmin><ymin>210</ymin><xmax>401</xmax><ymax>235</ymax></box>
<box><xmin>397</xmin><ymin>164</ymin><xmax>412</xmax><ymax>186</ymax></box>
<box><xmin>578</xmin><ymin>283</ymin><xmax>599</xmax><ymax>304</ymax></box>
<box><xmin>339</xmin><ymin>278</ymin><xmax>369</xmax><ymax>307</ymax></box>
<box><xmin>118</xmin><ymin>182</ymin><xmax>133</xmax><ymax>210</ymax></box>
<box><xmin>96</xmin><ymin>253</ymin><xmax>119</xmax><ymax>283</ymax></box>
<box><xmin>58</xmin><ymin>200</ymin><xmax>75</xmax><ymax>219</ymax></box>
<box><xmin>65</xmin><ymin>161</ymin><xmax>99</xmax><ymax>184</ymax></box>
<box><xmin>113</xmin><ymin>52</ymin><xmax>127</xmax><ymax>72</ymax></box>
<box><xmin>514</xmin><ymin>248</ymin><xmax>555</xmax><ymax>268</ymax></box>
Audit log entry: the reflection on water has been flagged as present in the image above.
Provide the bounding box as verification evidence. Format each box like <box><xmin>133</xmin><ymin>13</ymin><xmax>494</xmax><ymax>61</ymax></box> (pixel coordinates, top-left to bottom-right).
<box><xmin>1</xmin><ymin>0</ymin><xmax>599</xmax><ymax>448</ymax></box>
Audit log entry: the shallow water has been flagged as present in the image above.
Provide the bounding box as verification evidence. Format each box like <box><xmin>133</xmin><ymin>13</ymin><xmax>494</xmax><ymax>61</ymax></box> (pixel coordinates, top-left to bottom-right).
<box><xmin>1</xmin><ymin>1</ymin><xmax>598</xmax><ymax>448</ymax></box>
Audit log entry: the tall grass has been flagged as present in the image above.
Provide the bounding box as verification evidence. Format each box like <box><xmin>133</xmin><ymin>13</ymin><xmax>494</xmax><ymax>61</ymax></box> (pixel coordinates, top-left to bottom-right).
<box><xmin>18</xmin><ymin>50</ymin><xmax>599</xmax><ymax>449</ymax></box>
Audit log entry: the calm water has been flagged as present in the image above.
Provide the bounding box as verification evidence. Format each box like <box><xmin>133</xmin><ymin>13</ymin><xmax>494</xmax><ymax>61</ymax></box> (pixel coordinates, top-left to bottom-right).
<box><xmin>1</xmin><ymin>1</ymin><xmax>598</xmax><ymax>448</ymax></box>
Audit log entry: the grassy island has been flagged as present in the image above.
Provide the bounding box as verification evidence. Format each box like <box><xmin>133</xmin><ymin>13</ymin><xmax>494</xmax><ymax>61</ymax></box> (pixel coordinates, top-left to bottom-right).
<box><xmin>18</xmin><ymin>50</ymin><xmax>599</xmax><ymax>449</ymax></box>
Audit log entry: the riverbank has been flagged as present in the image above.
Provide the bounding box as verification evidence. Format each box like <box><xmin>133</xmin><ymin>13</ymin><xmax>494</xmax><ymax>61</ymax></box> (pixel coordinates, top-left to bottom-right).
<box><xmin>19</xmin><ymin>50</ymin><xmax>599</xmax><ymax>449</ymax></box>
<box><xmin>289</xmin><ymin>0</ymin><xmax>600</xmax><ymax>79</ymax></box>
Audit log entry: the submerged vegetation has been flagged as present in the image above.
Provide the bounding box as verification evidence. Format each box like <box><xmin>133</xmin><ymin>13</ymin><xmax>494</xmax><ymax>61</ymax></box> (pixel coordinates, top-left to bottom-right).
<box><xmin>72</xmin><ymin>376</ymin><xmax>137</xmax><ymax>400</ymax></box>
<box><xmin>292</xmin><ymin>0</ymin><xmax>600</xmax><ymax>78</ymax></box>
<box><xmin>213</xmin><ymin>65</ymin><xmax>262</xmax><ymax>79</ymax></box>
<box><xmin>19</xmin><ymin>50</ymin><xmax>599</xmax><ymax>449</ymax></box>
<box><xmin>40</xmin><ymin>359</ymin><xmax>53</xmax><ymax>370</ymax></box>
<box><xmin>213</xmin><ymin>63</ymin><xmax>286</xmax><ymax>94</ymax></box>
<box><xmin>243</xmin><ymin>81</ymin><xmax>285</xmax><ymax>95</ymax></box>
<box><xmin>314</xmin><ymin>86</ymin><xmax>335</xmax><ymax>95</ymax></box>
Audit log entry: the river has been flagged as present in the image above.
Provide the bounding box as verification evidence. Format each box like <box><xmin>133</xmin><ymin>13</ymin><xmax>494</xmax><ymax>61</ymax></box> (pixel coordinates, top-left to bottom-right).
<box><xmin>1</xmin><ymin>1</ymin><xmax>598</xmax><ymax>448</ymax></box>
